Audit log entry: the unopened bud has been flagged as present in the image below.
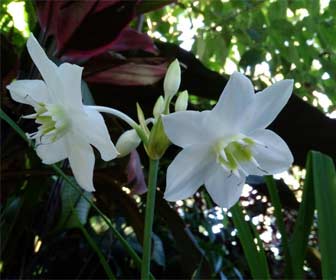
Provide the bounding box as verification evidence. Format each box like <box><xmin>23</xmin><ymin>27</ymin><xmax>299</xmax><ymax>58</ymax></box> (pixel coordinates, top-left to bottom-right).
<box><xmin>175</xmin><ymin>90</ymin><xmax>188</xmax><ymax>112</ymax></box>
<box><xmin>116</xmin><ymin>129</ymin><xmax>141</xmax><ymax>157</ymax></box>
<box><xmin>153</xmin><ymin>96</ymin><xmax>165</xmax><ymax>118</ymax></box>
<box><xmin>146</xmin><ymin>117</ymin><xmax>170</xmax><ymax>160</ymax></box>
<box><xmin>164</xmin><ymin>59</ymin><xmax>181</xmax><ymax>99</ymax></box>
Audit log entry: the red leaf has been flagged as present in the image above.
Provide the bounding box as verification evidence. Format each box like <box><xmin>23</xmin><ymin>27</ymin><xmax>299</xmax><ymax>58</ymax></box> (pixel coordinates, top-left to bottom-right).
<box><xmin>84</xmin><ymin>57</ymin><xmax>168</xmax><ymax>86</ymax></box>
<box><xmin>127</xmin><ymin>150</ymin><xmax>147</xmax><ymax>195</ymax></box>
<box><xmin>36</xmin><ymin>0</ymin><xmax>140</xmax><ymax>58</ymax></box>
<box><xmin>111</xmin><ymin>28</ymin><xmax>157</xmax><ymax>54</ymax></box>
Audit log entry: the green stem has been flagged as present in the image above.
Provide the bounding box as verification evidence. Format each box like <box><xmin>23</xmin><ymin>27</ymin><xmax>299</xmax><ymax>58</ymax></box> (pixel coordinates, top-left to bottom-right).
<box><xmin>141</xmin><ymin>159</ymin><xmax>159</xmax><ymax>279</ymax></box>
<box><xmin>0</xmin><ymin>109</ymin><xmax>154</xmax><ymax>279</ymax></box>
<box><xmin>89</xmin><ymin>105</ymin><xmax>149</xmax><ymax>146</ymax></box>
<box><xmin>265</xmin><ymin>176</ymin><xmax>292</xmax><ymax>277</ymax></box>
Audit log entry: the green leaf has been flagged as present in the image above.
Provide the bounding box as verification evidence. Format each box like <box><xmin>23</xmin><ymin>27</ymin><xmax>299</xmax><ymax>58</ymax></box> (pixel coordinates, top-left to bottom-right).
<box><xmin>57</xmin><ymin>179</ymin><xmax>93</xmax><ymax>229</ymax></box>
<box><xmin>231</xmin><ymin>203</ymin><xmax>270</xmax><ymax>279</ymax></box>
<box><xmin>79</xmin><ymin>218</ymin><xmax>116</xmax><ymax>280</ymax></box>
<box><xmin>265</xmin><ymin>176</ymin><xmax>292</xmax><ymax>277</ymax></box>
<box><xmin>311</xmin><ymin>151</ymin><xmax>336</xmax><ymax>279</ymax></box>
<box><xmin>289</xmin><ymin>154</ymin><xmax>315</xmax><ymax>279</ymax></box>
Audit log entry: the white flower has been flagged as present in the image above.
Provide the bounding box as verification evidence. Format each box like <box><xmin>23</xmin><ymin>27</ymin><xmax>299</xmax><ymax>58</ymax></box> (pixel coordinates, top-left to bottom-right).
<box><xmin>162</xmin><ymin>72</ymin><xmax>294</xmax><ymax>208</ymax></box>
<box><xmin>7</xmin><ymin>34</ymin><xmax>118</xmax><ymax>192</ymax></box>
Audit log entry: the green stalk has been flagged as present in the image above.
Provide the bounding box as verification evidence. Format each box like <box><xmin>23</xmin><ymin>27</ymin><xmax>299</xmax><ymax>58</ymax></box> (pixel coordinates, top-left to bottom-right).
<box><xmin>264</xmin><ymin>176</ymin><xmax>292</xmax><ymax>277</ymax></box>
<box><xmin>141</xmin><ymin>159</ymin><xmax>159</xmax><ymax>279</ymax></box>
<box><xmin>0</xmin><ymin>109</ymin><xmax>154</xmax><ymax>279</ymax></box>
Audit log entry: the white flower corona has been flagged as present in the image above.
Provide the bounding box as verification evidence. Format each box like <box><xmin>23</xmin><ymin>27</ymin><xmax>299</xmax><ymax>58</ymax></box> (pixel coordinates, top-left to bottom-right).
<box><xmin>162</xmin><ymin>72</ymin><xmax>294</xmax><ymax>209</ymax></box>
<box><xmin>7</xmin><ymin>34</ymin><xmax>118</xmax><ymax>192</ymax></box>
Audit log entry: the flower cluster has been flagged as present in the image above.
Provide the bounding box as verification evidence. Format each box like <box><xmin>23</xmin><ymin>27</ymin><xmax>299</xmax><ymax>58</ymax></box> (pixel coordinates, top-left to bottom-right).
<box><xmin>7</xmin><ymin>34</ymin><xmax>293</xmax><ymax>209</ymax></box>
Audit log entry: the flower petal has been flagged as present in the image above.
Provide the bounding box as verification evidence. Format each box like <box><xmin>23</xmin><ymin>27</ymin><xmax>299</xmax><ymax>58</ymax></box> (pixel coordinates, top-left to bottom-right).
<box><xmin>67</xmin><ymin>133</ymin><xmax>95</xmax><ymax>192</ymax></box>
<box><xmin>57</xmin><ymin>62</ymin><xmax>84</xmax><ymax>108</ymax></box>
<box><xmin>248</xmin><ymin>129</ymin><xmax>293</xmax><ymax>174</ymax></box>
<box><xmin>7</xmin><ymin>80</ymin><xmax>50</xmax><ymax>107</ymax></box>
<box><xmin>162</xmin><ymin>110</ymin><xmax>211</xmax><ymax>148</ymax></box>
<box><xmin>36</xmin><ymin>137</ymin><xmax>67</xmax><ymax>164</ymax></box>
<box><xmin>75</xmin><ymin>107</ymin><xmax>119</xmax><ymax>161</ymax></box>
<box><xmin>26</xmin><ymin>34</ymin><xmax>62</xmax><ymax>102</ymax></box>
<box><xmin>164</xmin><ymin>144</ymin><xmax>213</xmax><ymax>201</ymax></box>
<box><xmin>205</xmin><ymin>164</ymin><xmax>245</xmax><ymax>208</ymax></box>
<box><xmin>242</xmin><ymin>80</ymin><xmax>293</xmax><ymax>132</ymax></box>
<box><xmin>211</xmin><ymin>72</ymin><xmax>254</xmax><ymax>132</ymax></box>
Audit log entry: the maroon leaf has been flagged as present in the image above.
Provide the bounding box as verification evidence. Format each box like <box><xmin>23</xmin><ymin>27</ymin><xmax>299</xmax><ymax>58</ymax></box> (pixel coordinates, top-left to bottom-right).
<box><xmin>36</xmin><ymin>0</ymin><xmax>139</xmax><ymax>58</ymax></box>
<box><xmin>84</xmin><ymin>56</ymin><xmax>168</xmax><ymax>86</ymax></box>
<box><xmin>35</xmin><ymin>0</ymin><xmax>62</xmax><ymax>35</ymax></box>
<box><xmin>111</xmin><ymin>28</ymin><xmax>157</xmax><ymax>54</ymax></box>
<box><xmin>127</xmin><ymin>150</ymin><xmax>147</xmax><ymax>195</ymax></box>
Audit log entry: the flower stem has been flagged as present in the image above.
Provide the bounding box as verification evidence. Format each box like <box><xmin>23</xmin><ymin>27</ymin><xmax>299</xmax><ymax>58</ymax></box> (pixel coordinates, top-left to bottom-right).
<box><xmin>88</xmin><ymin>105</ymin><xmax>138</xmax><ymax>128</ymax></box>
<box><xmin>141</xmin><ymin>159</ymin><xmax>159</xmax><ymax>279</ymax></box>
<box><xmin>89</xmin><ymin>105</ymin><xmax>149</xmax><ymax>145</ymax></box>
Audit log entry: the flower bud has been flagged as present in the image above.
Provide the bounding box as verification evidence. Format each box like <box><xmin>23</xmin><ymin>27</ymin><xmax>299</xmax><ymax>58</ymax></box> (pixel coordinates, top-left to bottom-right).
<box><xmin>164</xmin><ymin>59</ymin><xmax>181</xmax><ymax>99</ymax></box>
<box><xmin>116</xmin><ymin>129</ymin><xmax>141</xmax><ymax>157</ymax></box>
<box><xmin>174</xmin><ymin>90</ymin><xmax>189</xmax><ymax>112</ymax></box>
<box><xmin>153</xmin><ymin>96</ymin><xmax>165</xmax><ymax>118</ymax></box>
<box><xmin>146</xmin><ymin>117</ymin><xmax>170</xmax><ymax>160</ymax></box>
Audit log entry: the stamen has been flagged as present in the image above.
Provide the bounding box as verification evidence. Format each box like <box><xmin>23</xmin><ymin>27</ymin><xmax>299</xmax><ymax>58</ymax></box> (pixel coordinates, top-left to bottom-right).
<box><xmin>220</xmin><ymin>150</ymin><xmax>228</xmax><ymax>161</ymax></box>
<box><xmin>232</xmin><ymin>169</ymin><xmax>240</xmax><ymax>178</ymax></box>
<box><xmin>257</xmin><ymin>166</ymin><xmax>268</xmax><ymax>174</ymax></box>
<box><xmin>22</xmin><ymin>113</ymin><xmax>37</xmax><ymax>119</ymax></box>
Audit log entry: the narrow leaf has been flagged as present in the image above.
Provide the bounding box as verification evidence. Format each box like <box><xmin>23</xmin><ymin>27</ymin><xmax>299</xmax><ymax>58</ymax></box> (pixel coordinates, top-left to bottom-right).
<box><xmin>289</xmin><ymin>154</ymin><xmax>315</xmax><ymax>279</ymax></box>
<box><xmin>311</xmin><ymin>151</ymin><xmax>336</xmax><ymax>279</ymax></box>
<box><xmin>231</xmin><ymin>203</ymin><xmax>270</xmax><ymax>279</ymax></box>
<box><xmin>265</xmin><ymin>176</ymin><xmax>292</xmax><ymax>277</ymax></box>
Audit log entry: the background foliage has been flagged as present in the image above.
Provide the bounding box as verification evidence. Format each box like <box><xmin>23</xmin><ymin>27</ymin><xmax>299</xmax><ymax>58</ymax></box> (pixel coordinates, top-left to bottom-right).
<box><xmin>1</xmin><ymin>0</ymin><xmax>336</xmax><ymax>279</ymax></box>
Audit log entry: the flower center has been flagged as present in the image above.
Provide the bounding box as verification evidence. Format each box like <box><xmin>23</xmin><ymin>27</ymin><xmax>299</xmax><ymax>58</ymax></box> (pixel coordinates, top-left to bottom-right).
<box><xmin>213</xmin><ymin>135</ymin><xmax>255</xmax><ymax>176</ymax></box>
<box><xmin>25</xmin><ymin>103</ymin><xmax>70</xmax><ymax>143</ymax></box>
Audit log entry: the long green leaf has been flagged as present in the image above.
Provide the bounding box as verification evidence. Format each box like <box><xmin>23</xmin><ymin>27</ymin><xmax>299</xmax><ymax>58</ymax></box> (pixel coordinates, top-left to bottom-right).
<box><xmin>231</xmin><ymin>203</ymin><xmax>270</xmax><ymax>279</ymax></box>
<box><xmin>311</xmin><ymin>151</ymin><xmax>336</xmax><ymax>279</ymax></box>
<box><xmin>0</xmin><ymin>109</ymin><xmax>154</xmax><ymax>279</ymax></box>
<box><xmin>76</xmin><ymin>215</ymin><xmax>117</xmax><ymax>280</ymax></box>
<box><xmin>265</xmin><ymin>176</ymin><xmax>292</xmax><ymax>277</ymax></box>
<box><xmin>289</xmin><ymin>154</ymin><xmax>315</xmax><ymax>279</ymax></box>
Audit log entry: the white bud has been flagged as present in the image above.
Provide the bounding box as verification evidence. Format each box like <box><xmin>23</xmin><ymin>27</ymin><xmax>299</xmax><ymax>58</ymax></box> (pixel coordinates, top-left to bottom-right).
<box><xmin>164</xmin><ymin>59</ymin><xmax>181</xmax><ymax>99</ymax></box>
<box><xmin>175</xmin><ymin>90</ymin><xmax>188</xmax><ymax>112</ymax></box>
<box><xmin>153</xmin><ymin>96</ymin><xmax>165</xmax><ymax>118</ymax></box>
<box><xmin>116</xmin><ymin>129</ymin><xmax>141</xmax><ymax>157</ymax></box>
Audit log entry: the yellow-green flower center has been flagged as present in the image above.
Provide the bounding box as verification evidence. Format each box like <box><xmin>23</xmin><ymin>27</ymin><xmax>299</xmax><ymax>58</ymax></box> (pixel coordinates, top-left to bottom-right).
<box><xmin>27</xmin><ymin>103</ymin><xmax>70</xmax><ymax>143</ymax></box>
<box><xmin>214</xmin><ymin>136</ymin><xmax>255</xmax><ymax>172</ymax></box>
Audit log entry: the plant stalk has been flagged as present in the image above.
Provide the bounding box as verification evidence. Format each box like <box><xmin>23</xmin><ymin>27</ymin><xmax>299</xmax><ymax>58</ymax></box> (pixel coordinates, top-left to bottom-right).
<box><xmin>141</xmin><ymin>159</ymin><xmax>159</xmax><ymax>279</ymax></box>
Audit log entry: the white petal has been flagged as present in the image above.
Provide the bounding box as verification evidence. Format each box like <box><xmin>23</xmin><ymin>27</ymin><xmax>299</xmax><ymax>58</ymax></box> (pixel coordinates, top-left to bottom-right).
<box><xmin>36</xmin><ymin>137</ymin><xmax>68</xmax><ymax>164</ymax></box>
<box><xmin>7</xmin><ymin>80</ymin><xmax>50</xmax><ymax>107</ymax></box>
<box><xmin>248</xmin><ymin>129</ymin><xmax>293</xmax><ymax>174</ymax></box>
<box><xmin>75</xmin><ymin>107</ymin><xmax>119</xmax><ymax>161</ymax></box>
<box><xmin>26</xmin><ymin>34</ymin><xmax>62</xmax><ymax>102</ymax></box>
<box><xmin>211</xmin><ymin>72</ymin><xmax>254</xmax><ymax>132</ymax></box>
<box><xmin>57</xmin><ymin>62</ymin><xmax>84</xmax><ymax>108</ymax></box>
<box><xmin>67</xmin><ymin>133</ymin><xmax>95</xmax><ymax>192</ymax></box>
<box><xmin>205</xmin><ymin>164</ymin><xmax>245</xmax><ymax>208</ymax></box>
<box><xmin>242</xmin><ymin>80</ymin><xmax>293</xmax><ymax>132</ymax></box>
<box><xmin>162</xmin><ymin>110</ymin><xmax>212</xmax><ymax>148</ymax></box>
<box><xmin>164</xmin><ymin>144</ymin><xmax>213</xmax><ymax>201</ymax></box>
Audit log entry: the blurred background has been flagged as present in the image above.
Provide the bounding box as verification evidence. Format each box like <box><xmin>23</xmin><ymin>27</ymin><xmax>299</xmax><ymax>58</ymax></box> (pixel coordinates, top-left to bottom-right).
<box><xmin>1</xmin><ymin>0</ymin><xmax>335</xmax><ymax>279</ymax></box>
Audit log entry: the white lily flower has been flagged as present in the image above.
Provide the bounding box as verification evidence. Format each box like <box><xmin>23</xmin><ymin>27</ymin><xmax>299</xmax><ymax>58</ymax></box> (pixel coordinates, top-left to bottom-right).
<box><xmin>6</xmin><ymin>34</ymin><xmax>118</xmax><ymax>192</ymax></box>
<box><xmin>162</xmin><ymin>72</ymin><xmax>294</xmax><ymax>208</ymax></box>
